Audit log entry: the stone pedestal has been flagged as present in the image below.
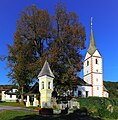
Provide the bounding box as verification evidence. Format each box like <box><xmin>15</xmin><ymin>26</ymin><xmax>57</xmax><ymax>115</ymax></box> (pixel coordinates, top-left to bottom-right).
<box><xmin>69</xmin><ymin>98</ymin><xmax>80</xmax><ymax>109</ymax></box>
<box><xmin>26</xmin><ymin>95</ymin><xmax>30</xmax><ymax>107</ymax></box>
<box><xmin>33</xmin><ymin>95</ymin><xmax>39</xmax><ymax>106</ymax></box>
<box><xmin>40</xmin><ymin>90</ymin><xmax>52</xmax><ymax>108</ymax></box>
<box><xmin>58</xmin><ymin>104</ymin><xmax>62</xmax><ymax>109</ymax></box>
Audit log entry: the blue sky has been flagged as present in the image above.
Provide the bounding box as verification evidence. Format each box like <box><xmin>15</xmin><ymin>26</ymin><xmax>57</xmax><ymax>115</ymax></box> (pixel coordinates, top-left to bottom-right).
<box><xmin>0</xmin><ymin>0</ymin><xmax>118</xmax><ymax>84</ymax></box>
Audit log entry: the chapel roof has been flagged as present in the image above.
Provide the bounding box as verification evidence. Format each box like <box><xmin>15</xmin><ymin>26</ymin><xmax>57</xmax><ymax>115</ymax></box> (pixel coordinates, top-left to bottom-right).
<box><xmin>38</xmin><ymin>60</ymin><xmax>55</xmax><ymax>78</ymax></box>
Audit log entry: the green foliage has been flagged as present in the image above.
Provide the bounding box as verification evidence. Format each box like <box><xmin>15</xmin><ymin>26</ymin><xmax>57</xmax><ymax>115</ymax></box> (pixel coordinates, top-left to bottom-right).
<box><xmin>7</xmin><ymin>5</ymin><xmax>51</xmax><ymax>101</ymax></box>
<box><xmin>48</xmin><ymin>3</ymin><xmax>86</xmax><ymax>94</ymax></box>
<box><xmin>104</xmin><ymin>81</ymin><xmax>118</xmax><ymax>98</ymax></box>
<box><xmin>77</xmin><ymin>97</ymin><xmax>118</xmax><ymax>119</ymax></box>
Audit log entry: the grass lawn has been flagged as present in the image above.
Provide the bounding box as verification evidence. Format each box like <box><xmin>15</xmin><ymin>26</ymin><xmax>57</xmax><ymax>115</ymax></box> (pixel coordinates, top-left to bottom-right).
<box><xmin>0</xmin><ymin>110</ymin><xmax>37</xmax><ymax>120</ymax></box>
<box><xmin>0</xmin><ymin>110</ymin><xmax>116</xmax><ymax>120</ymax></box>
<box><xmin>0</xmin><ymin>102</ymin><xmax>25</xmax><ymax>107</ymax></box>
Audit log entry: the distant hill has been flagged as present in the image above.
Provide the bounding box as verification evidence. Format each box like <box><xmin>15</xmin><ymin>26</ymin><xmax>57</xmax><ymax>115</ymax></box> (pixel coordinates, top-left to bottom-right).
<box><xmin>104</xmin><ymin>81</ymin><xmax>118</xmax><ymax>98</ymax></box>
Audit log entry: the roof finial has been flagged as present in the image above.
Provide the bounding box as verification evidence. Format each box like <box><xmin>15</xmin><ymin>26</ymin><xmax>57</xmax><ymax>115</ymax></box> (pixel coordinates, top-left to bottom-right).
<box><xmin>90</xmin><ymin>17</ymin><xmax>93</xmax><ymax>29</ymax></box>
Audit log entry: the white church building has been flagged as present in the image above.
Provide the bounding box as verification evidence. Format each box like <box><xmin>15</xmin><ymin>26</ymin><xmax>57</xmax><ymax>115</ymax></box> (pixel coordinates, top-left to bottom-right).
<box><xmin>25</xmin><ymin>18</ymin><xmax>109</xmax><ymax>107</ymax></box>
<box><xmin>74</xmin><ymin>18</ymin><xmax>109</xmax><ymax>98</ymax></box>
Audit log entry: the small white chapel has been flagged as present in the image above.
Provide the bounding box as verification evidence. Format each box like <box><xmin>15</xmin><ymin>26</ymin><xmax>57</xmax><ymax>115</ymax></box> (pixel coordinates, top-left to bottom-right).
<box><xmin>74</xmin><ymin>18</ymin><xmax>109</xmax><ymax>98</ymax></box>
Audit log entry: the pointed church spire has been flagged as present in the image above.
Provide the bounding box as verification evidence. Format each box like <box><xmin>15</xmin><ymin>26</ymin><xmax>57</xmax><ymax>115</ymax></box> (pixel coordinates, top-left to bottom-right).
<box><xmin>88</xmin><ymin>17</ymin><xmax>97</xmax><ymax>55</ymax></box>
<box><xmin>38</xmin><ymin>60</ymin><xmax>55</xmax><ymax>78</ymax></box>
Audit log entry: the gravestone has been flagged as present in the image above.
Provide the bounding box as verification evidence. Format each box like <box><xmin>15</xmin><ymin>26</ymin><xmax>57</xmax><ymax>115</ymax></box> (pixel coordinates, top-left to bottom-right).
<box><xmin>68</xmin><ymin>98</ymin><xmax>80</xmax><ymax>109</ymax></box>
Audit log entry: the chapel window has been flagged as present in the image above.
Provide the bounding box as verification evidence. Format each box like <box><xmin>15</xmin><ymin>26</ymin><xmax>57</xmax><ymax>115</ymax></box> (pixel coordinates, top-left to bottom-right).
<box><xmin>42</xmin><ymin>81</ymin><xmax>44</xmax><ymax>89</ymax></box>
<box><xmin>48</xmin><ymin>82</ymin><xmax>51</xmax><ymax>89</ymax></box>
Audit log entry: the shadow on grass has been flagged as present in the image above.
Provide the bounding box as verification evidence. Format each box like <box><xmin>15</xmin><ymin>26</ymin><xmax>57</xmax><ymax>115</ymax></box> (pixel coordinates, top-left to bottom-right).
<box><xmin>10</xmin><ymin>112</ymin><xmax>102</xmax><ymax>120</ymax></box>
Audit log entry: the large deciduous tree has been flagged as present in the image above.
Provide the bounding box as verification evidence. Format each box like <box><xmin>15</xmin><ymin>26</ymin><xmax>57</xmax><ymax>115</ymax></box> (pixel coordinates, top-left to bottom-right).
<box><xmin>7</xmin><ymin>3</ymin><xmax>86</xmax><ymax>100</ymax></box>
<box><xmin>7</xmin><ymin>5</ymin><xmax>51</xmax><ymax>101</ymax></box>
<box><xmin>48</xmin><ymin>4</ymin><xmax>86</xmax><ymax>95</ymax></box>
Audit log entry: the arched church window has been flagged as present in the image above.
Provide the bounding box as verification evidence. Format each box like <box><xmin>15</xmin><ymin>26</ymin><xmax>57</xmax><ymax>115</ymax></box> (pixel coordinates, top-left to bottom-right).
<box><xmin>42</xmin><ymin>81</ymin><xmax>44</xmax><ymax>89</ymax></box>
<box><xmin>48</xmin><ymin>82</ymin><xmax>51</xmax><ymax>89</ymax></box>
<box><xmin>87</xmin><ymin>61</ymin><xmax>89</xmax><ymax>66</ymax></box>
<box><xmin>96</xmin><ymin>59</ymin><xmax>98</xmax><ymax>64</ymax></box>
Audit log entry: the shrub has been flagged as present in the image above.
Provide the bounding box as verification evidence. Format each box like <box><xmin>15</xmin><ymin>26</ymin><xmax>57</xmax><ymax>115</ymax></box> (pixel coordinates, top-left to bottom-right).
<box><xmin>77</xmin><ymin>97</ymin><xmax>118</xmax><ymax>119</ymax></box>
<box><xmin>98</xmin><ymin>108</ymin><xmax>110</xmax><ymax>118</ymax></box>
<box><xmin>39</xmin><ymin>108</ymin><xmax>53</xmax><ymax>115</ymax></box>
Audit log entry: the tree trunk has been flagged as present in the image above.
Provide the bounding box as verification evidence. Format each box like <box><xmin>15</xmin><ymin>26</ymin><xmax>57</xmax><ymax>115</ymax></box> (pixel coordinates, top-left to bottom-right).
<box><xmin>21</xmin><ymin>86</ymin><xmax>24</xmax><ymax>103</ymax></box>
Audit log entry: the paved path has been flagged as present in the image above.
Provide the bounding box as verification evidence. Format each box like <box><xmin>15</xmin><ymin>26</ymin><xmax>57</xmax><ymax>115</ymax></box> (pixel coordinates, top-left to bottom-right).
<box><xmin>0</xmin><ymin>106</ymin><xmax>25</xmax><ymax>110</ymax></box>
<box><xmin>0</xmin><ymin>105</ymin><xmax>36</xmax><ymax>112</ymax></box>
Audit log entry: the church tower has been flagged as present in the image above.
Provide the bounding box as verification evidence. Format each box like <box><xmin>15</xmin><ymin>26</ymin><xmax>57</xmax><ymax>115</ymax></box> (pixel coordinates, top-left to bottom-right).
<box><xmin>38</xmin><ymin>61</ymin><xmax>54</xmax><ymax>108</ymax></box>
<box><xmin>84</xmin><ymin>18</ymin><xmax>103</xmax><ymax>97</ymax></box>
